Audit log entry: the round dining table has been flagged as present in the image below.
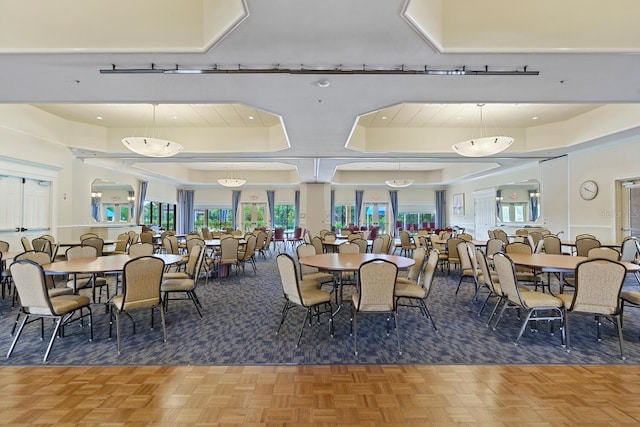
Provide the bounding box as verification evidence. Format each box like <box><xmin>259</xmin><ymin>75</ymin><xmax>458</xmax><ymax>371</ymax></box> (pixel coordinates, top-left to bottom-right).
<box><xmin>299</xmin><ymin>252</ymin><xmax>414</xmax><ymax>272</ymax></box>
<box><xmin>506</xmin><ymin>253</ymin><xmax>640</xmax><ymax>293</ymax></box>
<box><xmin>42</xmin><ymin>253</ymin><xmax>183</xmax><ymax>275</ymax></box>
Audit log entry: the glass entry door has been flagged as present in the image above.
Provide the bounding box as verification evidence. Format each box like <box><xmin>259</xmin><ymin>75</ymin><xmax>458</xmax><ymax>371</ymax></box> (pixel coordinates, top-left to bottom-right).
<box><xmin>242</xmin><ymin>203</ymin><xmax>266</xmax><ymax>231</ymax></box>
<box><xmin>364</xmin><ymin>203</ymin><xmax>387</xmax><ymax>234</ymax></box>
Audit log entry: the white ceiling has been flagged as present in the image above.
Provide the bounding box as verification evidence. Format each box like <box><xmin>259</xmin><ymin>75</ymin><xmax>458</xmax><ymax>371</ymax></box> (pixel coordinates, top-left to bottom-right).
<box><xmin>2</xmin><ymin>0</ymin><xmax>640</xmax><ymax>187</ymax></box>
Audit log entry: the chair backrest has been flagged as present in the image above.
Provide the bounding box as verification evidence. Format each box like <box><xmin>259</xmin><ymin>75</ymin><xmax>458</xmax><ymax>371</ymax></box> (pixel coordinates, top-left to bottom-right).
<box><xmin>399</xmin><ymin>231</ymin><xmax>412</xmax><ymax>247</ymax></box>
<box><xmin>493</xmin><ymin>253</ymin><xmax>525</xmax><ymax>307</ymax></box>
<box><xmin>128</xmin><ymin>230</ymin><xmax>139</xmax><ymax>244</ymax></box>
<box><xmin>66</xmin><ymin>245</ymin><xmax>98</xmax><ymax>261</ymax></box>
<box><xmin>575</xmin><ymin>237</ymin><xmax>601</xmax><ymax>257</ymax></box>
<box><xmin>253</xmin><ymin>231</ymin><xmax>266</xmax><ymax>250</ymax></box>
<box><xmin>476</xmin><ymin>247</ymin><xmax>501</xmax><ymax>296</ymax></box>
<box><xmin>505</xmin><ymin>242</ymin><xmax>532</xmax><ymax>255</ymax></box>
<box><xmin>296</xmin><ymin>244</ymin><xmax>319</xmax><ymax>277</ymax></box>
<box><xmin>381</xmin><ymin>234</ymin><xmax>392</xmax><ymax>254</ymax></box>
<box><xmin>139</xmin><ymin>231</ymin><xmax>154</xmax><ymax>245</ymax></box>
<box><xmin>323</xmin><ymin>232</ymin><xmax>336</xmax><ymax>243</ymax></box>
<box><xmin>406</xmin><ymin>247</ymin><xmax>427</xmax><ymax>283</ymax></box>
<box><xmin>494</xmin><ymin>229</ymin><xmax>509</xmax><ymax>244</ymax></box>
<box><xmin>32</xmin><ymin>237</ymin><xmax>52</xmax><ymax>255</ymax></box>
<box><xmin>356</xmin><ymin>259</ymin><xmax>398</xmax><ymax>312</ymax></box>
<box><xmin>528</xmin><ymin>231</ymin><xmax>543</xmax><ymax>249</ymax></box>
<box><xmin>264</xmin><ymin>230</ymin><xmax>273</xmax><ymax>248</ymax></box>
<box><xmin>274</xmin><ymin>228</ymin><xmax>285</xmax><ymax>240</ymax></box>
<box><xmin>371</xmin><ymin>237</ymin><xmax>384</xmax><ymax>254</ymax></box>
<box><xmin>201</xmin><ymin>227</ymin><xmax>212</xmax><ymax>239</ymax></box>
<box><xmin>446</xmin><ymin>237</ymin><xmax>463</xmax><ymax>260</ymax></box>
<box><xmin>542</xmin><ymin>235</ymin><xmax>562</xmax><ymax>255</ymax></box>
<box><xmin>220</xmin><ymin>237</ymin><xmax>239</xmax><ymax>263</ymax></box>
<box><xmin>456</xmin><ymin>241</ymin><xmax>473</xmax><ymax>270</ymax></box>
<box><xmin>420</xmin><ymin>249</ymin><xmax>439</xmax><ymax>294</ymax></box>
<box><xmin>347</xmin><ymin>233</ymin><xmax>361</xmax><ymax>241</ymax></box>
<box><xmin>485</xmin><ymin>238</ymin><xmax>504</xmax><ymax>257</ymax></box>
<box><xmin>351</xmin><ymin>238</ymin><xmax>368</xmax><ymax>253</ymax></box>
<box><xmin>575</xmin><ymin>233</ymin><xmax>596</xmax><ymax>240</ymax></box>
<box><xmin>311</xmin><ymin>236</ymin><xmax>324</xmax><ymax>254</ymax></box>
<box><xmin>291</xmin><ymin>227</ymin><xmax>302</xmax><ymax>239</ymax></box>
<box><xmin>163</xmin><ymin>235</ymin><xmax>180</xmax><ymax>255</ymax></box>
<box><xmin>457</xmin><ymin>233</ymin><xmax>473</xmax><ymax>242</ymax></box>
<box><xmin>338</xmin><ymin>242</ymin><xmax>359</xmax><ymax>254</ymax></box>
<box><xmin>569</xmin><ymin>258</ymin><xmax>626</xmax><ymax>314</ymax></box>
<box><xmin>16</xmin><ymin>250</ymin><xmax>52</xmax><ymax>265</ymax></box>
<box><xmin>620</xmin><ymin>237</ymin><xmax>640</xmax><ymax>262</ymax></box>
<box><xmin>21</xmin><ymin>236</ymin><xmax>33</xmax><ymax>251</ymax></box>
<box><xmin>81</xmin><ymin>237</ymin><xmax>104</xmax><ymax>256</ymax></box>
<box><xmin>276</xmin><ymin>253</ymin><xmax>303</xmax><ymax>305</ymax></box>
<box><xmin>319</xmin><ymin>229</ymin><xmax>330</xmax><ymax>238</ymax></box>
<box><xmin>184</xmin><ymin>244</ymin><xmax>203</xmax><ymax>278</ymax></box>
<box><xmin>128</xmin><ymin>242</ymin><xmax>154</xmax><ymax>257</ymax></box>
<box><xmin>515</xmin><ymin>229</ymin><xmax>529</xmax><ymax>236</ymax></box>
<box><xmin>10</xmin><ymin>259</ymin><xmax>53</xmax><ymax>315</ymax></box>
<box><xmin>119</xmin><ymin>256</ymin><xmax>165</xmax><ymax>310</ymax></box>
<box><xmin>231</xmin><ymin>230</ymin><xmax>243</xmax><ymax>237</ymax></box>
<box><xmin>80</xmin><ymin>233</ymin><xmax>99</xmax><ymax>241</ymax></box>
<box><xmin>487</xmin><ymin>229</ymin><xmax>496</xmax><ymax>239</ymax></box>
<box><xmin>241</xmin><ymin>235</ymin><xmax>257</xmax><ymax>261</ymax></box>
<box><xmin>114</xmin><ymin>233</ymin><xmax>130</xmax><ymax>251</ymax></box>
<box><xmin>587</xmin><ymin>247</ymin><xmax>620</xmax><ymax>261</ymax></box>
<box><xmin>0</xmin><ymin>240</ymin><xmax>9</xmax><ymax>252</ymax></box>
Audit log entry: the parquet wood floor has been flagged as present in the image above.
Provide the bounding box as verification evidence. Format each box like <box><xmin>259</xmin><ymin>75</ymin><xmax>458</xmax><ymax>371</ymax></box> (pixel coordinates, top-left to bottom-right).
<box><xmin>1</xmin><ymin>364</ymin><xmax>640</xmax><ymax>426</ymax></box>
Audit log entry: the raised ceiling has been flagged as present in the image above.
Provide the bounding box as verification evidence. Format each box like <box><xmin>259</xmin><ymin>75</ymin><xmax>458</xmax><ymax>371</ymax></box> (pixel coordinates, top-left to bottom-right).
<box><xmin>2</xmin><ymin>0</ymin><xmax>640</xmax><ymax>188</ymax></box>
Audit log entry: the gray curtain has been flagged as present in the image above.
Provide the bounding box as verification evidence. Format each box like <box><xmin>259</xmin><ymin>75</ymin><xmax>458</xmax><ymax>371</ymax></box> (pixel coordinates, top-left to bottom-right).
<box><xmin>267</xmin><ymin>190</ymin><xmax>275</xmax><ymax>228</ymax></box>
<box><xmin>294</xmin><ymin>190</ymin><xmax>300</xmax><ymax>227</ymax></box>
<box><xmin>355</xmin><ymin>190</ymin><xmax>364</xmax><ymax>228</ymax></box>
<box><xmin>177</xmin><ymin>189</ymin><xmax>195</xmax><ymax>234</ymax></box>
<box><xmin>529</xmin><ymin>189</ymin><xmax>539</xmax><ymax>221</ymax></box>
<box><xmin>137</xmin><ymin>180</ymin><xmax>147</xmax><ymax>225</ymax></box>
<box><xmin>496</xmin><ymin>189</ymin><xmax>503</xmax><ymax>221</ymax></box>
<box><xmin>389</xmin><ymin>190</ymin><xmax>398</xmax><ymax>237</ymax></box>
<box><xmin>435</xmin><ymin>190</ymin><xmax>445</xmax><ymax>229</ymax></box>
<box><xmin>91</xmin><ymin>195</ymin><xmax>100</xmax><ymax>222</ymax></box>
<box><xmin>330</xmin><ymin>190</ymin><xmax>335</xmax><ymax>230</ymax></box>
<box><xmin>232</xmin><ymin>190</ymin><xmax>242</xmax><ymax>230</ymax></box>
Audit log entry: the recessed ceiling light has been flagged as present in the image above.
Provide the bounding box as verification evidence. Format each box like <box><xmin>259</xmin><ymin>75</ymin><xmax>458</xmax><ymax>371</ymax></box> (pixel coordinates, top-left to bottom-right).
<box><xmin>381</xmin><ymin>116</ymin><xmax>387</xmax><ymax>120</ymax></box>
<box><xmin>96</xmin><ymin>116</ymin><xmax>103</xmax><ymax>120</ymax></box>
<box><xmin>532</xmin><ymin>116</ymin><xmax>539</xmax><ymax>120</ymax></box>
<box><xmin>173</xmin><ymin>116</ymin><xmax>178</xmax><ymax>120</ymax></box>
<box><xmin>248</xmin><ymin>116</ymin><xmax>254</xmax><ymax>120</ymax></box>
<box><xmin>316</xmin><ymin>80</ymin><xmax>330</xmax><ymax>88</ymax></box>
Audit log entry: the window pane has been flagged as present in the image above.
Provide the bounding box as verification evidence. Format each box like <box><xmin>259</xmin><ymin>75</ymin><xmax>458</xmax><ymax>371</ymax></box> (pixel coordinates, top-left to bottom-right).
<box><xmin>274</xmin><ymin>204</ymin><xmax>295</xmax><ymax>229</ymax></box>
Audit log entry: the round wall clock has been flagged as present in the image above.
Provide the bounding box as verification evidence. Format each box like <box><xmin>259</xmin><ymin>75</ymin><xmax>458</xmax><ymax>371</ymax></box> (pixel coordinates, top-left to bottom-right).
<box><xmin>579</xmin><ymin>180</ymin><xmax>598</xmax><ymax>200</ymax></box>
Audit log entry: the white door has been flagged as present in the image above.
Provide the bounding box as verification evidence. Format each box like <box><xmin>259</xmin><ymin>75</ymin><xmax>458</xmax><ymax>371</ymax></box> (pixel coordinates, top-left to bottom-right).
<box><xmin>0</xmin><ymin>175</ymin><xmax>51</xmax><ymax>249</ymax></box>
<box><xmin>473</xmin><ymin>188</ymin><xmax>496</xmax><ymax>240</ymax></box>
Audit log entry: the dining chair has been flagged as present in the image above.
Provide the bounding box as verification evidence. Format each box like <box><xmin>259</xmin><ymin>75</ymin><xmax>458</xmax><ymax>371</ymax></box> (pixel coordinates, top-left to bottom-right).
<box><xmin>108</xmin><ymin>256</ymin><xmax>166</xmax><ymax>354</ymax></box>
<box><xmin>474</xmin><ymin>248</ymin><xmax>505</xmax><ymax>326</ymax></box>
<box><xmin>110</xmin><ymin>233</ymin><xmax>130</xmax><ymax>255</ymax></box>
<box><xmin>81</xmin><ymin>237</ymin><xmax>104</xmax><ymax>256</ymax></box>
<box><xmin>445</xmin><ymin>237</ymin><xmax>463</xmax><ymax>274</ymax></box>
<box><xmin>505</xmin><ymin>242</ymin><xmax>544</xmax><ymax>291</ymax></box>
<box><xmin>275</xmin><ymin>253</ymin><xmax>333</xmax><ymax>347</ymax></box>
<box><xmin>395</xmin><ymin>248</ymin><xmax>439</xmax><ymax>332</ymax></box>
<box><xmin>398</xmin><ymin>231</ymin><xmax>416</xmax><ymax>257</ymax></box>
<box><xmin>161</xmin><ymin>243</ymin><xmax>205</xmax><ymax>318</ymax></box>
<box><xmin>237</xmin><ymin>234</ymin><xmax>258</xmax><ymax>275</ymax></box>
<box><xmin>455</xmin><ymin>241</ymin><xmax>476</xmax><ymax>295</ymax></box>
<box><xmin>370</xmin><ymin>236</ymin><xmax>385</xmax><ymax>254</ymax></box>
<box><xmin>296</xmin><ymin>244</ymin><xmax>333</xmax><ymax>287</ymax></box>
<box><xmin>351</xmin><ymin>259</ymin><xmax>400</xmax><ymax>355</ymax></box>
<box><xmin>492</xmin><ymin>253</ymin><xmax>565</xmax><ymax>346</ymax></box>
<box><xmin>542</xmin><ymin>235</ymin><xmax>563</xmax><ymax>255</ymax></box>
<box><xmin>80</xmin><ymin>232</ymin><xmax>99</xmax><ymax>241</ymax></box>
<box><xmin>128</xmin><ymin>242</ymin><xmax>154</xmax><ymax>257</ymax></box>
<box><xmin>8</xmin><ymin>259</ymin><xmax>93</xmax><ymax>362</ymax></box>
<box><xmin>587</xmin><ymin>247</ymin><xmax>620</xmax><ymax>261</ymax></box>
<box><xmin>559</xmin><ymin>258</ymin><xmax>626</xmax><ymax>359</ymax></box>
<box><xmin>217</xmin><ymin>236</ymin><xmax>239</xmax><ymax>279</ymax></box>
<box><xmin>273</xmin><ymin>227</ymin><xmax>286</xmax><ymax>251</ymax></box>
<box><xmin>396</xmin><ymin>246</ymin><xmax>426</xmax><ymax>287</ymax></box>
<box><xmin>575</xmin><ymin>237</ymin><xmax>601</xmax><ymax>257</ymax></box>
<box><xmin>620</xmin><ymin>236</ymin><xmax>640</xmax><ymax>284</ymax></box>
<box><xmin>350</xmin><ymin>238</ymin><xmax>368</xmax><ymax>254</ymax></box>
<box><xmin>381</xmin><ymin>234</ymin><xmax>393</xmax><ymax>254</ymax></box>
<box><xmin>20</xmin><ymin>236</ymin><xmax>32</xmax><ymax>252</ymax></box>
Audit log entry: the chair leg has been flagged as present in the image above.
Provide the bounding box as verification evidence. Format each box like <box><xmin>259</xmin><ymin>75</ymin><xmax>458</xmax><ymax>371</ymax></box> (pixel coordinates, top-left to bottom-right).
<box><xmin>189</xmin><ymin>291</ymin><xmax>203</xmax><ymax>318</ymax></box>
<box><xmin>393</xmin><ymin>312</ymin><xmax>402</xmax><ymax>355</ymax></box>
<box><xmin>6</xmin><ymin>313</ymin><xmax>29</xmax><ymax>359</ymax></box>
<box><xmin>159</xmin><ymin>305</ymin><xmax>167</xmax><ymax>343</ymax></box>
<box><xmin>276</xmin><ymin>301</ymin><xmax>292</xmax><ymax>335</ymax></box>
<box><xmin>419</xmin><ymin>300</ymin><xmax>438</xmax><ymax>332</ymax></box>
<box><xmin>116</xmin><ymin>310</ymin><xmax>122</xmax><ymax>354</ymax></box>
<box><xmin>352</xmin><ymin>311</ymin><xmax>358</xmax><ymax>356</ymax></box>
<box><xmin>296</xmin><ymin>309</ymin><xmax>309</xmax><ymax>347</ymax></box>
<box><xmin>615</xmin><ymin>315</ymin><xmax>625</xmax><ymax>360</ymax></box>
<box><xmin>515</xmin><ymin>310</ymin><xmax>535</xmax><ymax>344</ymax></box>
<box><xmin>492</xmin><ymin>301</ymin><xmax>510</xmax><ymax>331</ymax></box>
<box><xmin>43</xmin><ymin>317</ymin><xmax>63</xmax><ymax>362</ymax></box>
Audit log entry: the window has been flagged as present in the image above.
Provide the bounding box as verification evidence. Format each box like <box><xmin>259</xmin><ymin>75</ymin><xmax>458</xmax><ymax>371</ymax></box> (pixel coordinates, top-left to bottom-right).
<box><xmin>274</xmin><ymin>204</ymin><xmax>295</xmax><ymax>230</ymax></box>
<box><xmin>515</xmin><ymin>205</ymin><xmax>524</xmax><ymax>222</ymax></box>
<box><xmin>143</xmin><ymin>201</ymin><xmax>176</xmax><ymax>231</ymax></box>
<box><xmin>193</xmin><ymin>207</ymin><xmax>233</xmax><ymax>231</ymax></box>
<box><xmin>364</xmin><ymin>203</ymin><xmax>387</xmax><ymax>233</ymax></box>
<box><xmin>243</xmin><ymin>203</ymin><xmax>266</xmax><ymax>230</ymax></box>
<box><xmin>334</xmin><ymin>204</ymin><xmax>355</xmax><ymax>231</ymax></box>
<box><xmin>397</xmin><ymin>210</ymin><xmax>434</xmax><ymax>231</ymax></box>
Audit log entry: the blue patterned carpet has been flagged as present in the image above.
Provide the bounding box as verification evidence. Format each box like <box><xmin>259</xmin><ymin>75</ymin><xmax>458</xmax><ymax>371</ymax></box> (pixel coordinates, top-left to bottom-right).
<box><xmin>2</xmin><ymin>248</ymin><xmax>640</xmax><ymax>365</ymax></box>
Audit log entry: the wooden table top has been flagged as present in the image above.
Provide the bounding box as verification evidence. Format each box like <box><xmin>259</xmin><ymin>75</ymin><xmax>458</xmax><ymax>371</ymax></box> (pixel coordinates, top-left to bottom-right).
<box><xmin>58</xmin><ymin>239</ymin><xmax>123</xmax><ymax>247</ymax></box>
<box><xmin>560</xmin><ymin>240</ymin><xmax>620</xmax><ymax>248</ymax></box>
<box><xmin>299</xmin><ymin>253</ymin><xmax>414</xmax><ymax>272</ymax></box>
<box><xmin>507</xmin><ymin>253</ymin><xmax>640</xmax><ymax>273</ymax></box>
<box><xmin>430</xmin><ymin>238</ymin><xmax>487</xmax><ymax>247</ymax></box>
<box><xmin>42</xmin><ymin>254</ymin><xmax>183</xmax><ymax>274</ymax></box>
<box><xmin>1</xmin><ymin>251</ymin><xmax>22</xmax><ymax>262</ymax></box>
